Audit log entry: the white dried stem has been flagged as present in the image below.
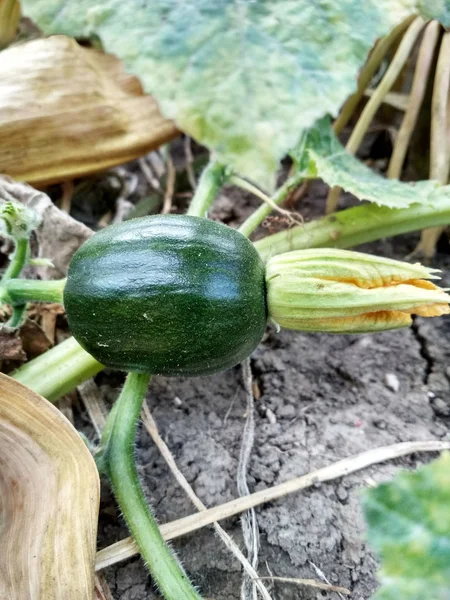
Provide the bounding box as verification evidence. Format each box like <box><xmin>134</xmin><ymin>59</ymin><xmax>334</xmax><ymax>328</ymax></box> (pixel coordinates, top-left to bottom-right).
<box><xmin>96</xmin><ymin>440</ymin><xmax>450</xmax><ymax>570</ymax></box>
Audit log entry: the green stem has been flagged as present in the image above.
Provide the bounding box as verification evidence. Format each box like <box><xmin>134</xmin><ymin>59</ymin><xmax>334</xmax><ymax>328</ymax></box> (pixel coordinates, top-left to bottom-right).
<box><xmin>12</xmin><ymin>336</ymin><xmax>103</xmax><ymax>402</ymax></box>
<box><xmin>238</xmin><ymin>173</ymin><xmax>304</xmax><ymax>238</ymax></box>
<box><xmin>5</xmin><ymin>304</ymin><xmax>27</xmax><ymax>328</ymax></box>
<box><xmin>187</xmin><ymin>160</ymin><xmax>227</xmax><ymax>217</ymax></box>
<box><xmin>5</xmin><ymin>278</ymin><xmax>66</xmax><ymax>305</ymax></box>
<box><xmin>254</xmin><ymin>197</ymin><xmax>450</xmax><ymax>262</ymax></box>
<box><xmin>104</xmin><ymin>372</ymin><xmax>203</xmax><ymax>600</ymax></box>
<box><xmin>1</xmin><ymin>237</ymin><xmax>29</xmax><ymax>283</ymax></box>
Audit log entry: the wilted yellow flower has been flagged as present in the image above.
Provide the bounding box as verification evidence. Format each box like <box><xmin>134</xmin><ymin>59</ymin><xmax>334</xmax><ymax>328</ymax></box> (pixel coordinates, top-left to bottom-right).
<box><xmin>266</xmin><ymin>249</ymin><xmax>450</xmax><ymax>333</ymax></box>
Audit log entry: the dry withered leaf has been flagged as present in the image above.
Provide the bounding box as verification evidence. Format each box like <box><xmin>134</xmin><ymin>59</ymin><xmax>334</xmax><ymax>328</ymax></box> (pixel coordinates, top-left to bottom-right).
<box><xmin>0</xmin><ymin>372</ymin><xmax>100</xmax><ymax>599</ymax></box>
<box><xmin>0</xmin><ymin>175</ymin><xmax>92</xmax><ymax>277</ymax></box>
<box><xmin>19</xmin><ymin>318</ymin><xmax>52</xmax><ymax>359</ymax></box>
<box><xmin>0</xmin><ymin>35</ymin><xmax>178</xmax><ymax>185</ymax></box>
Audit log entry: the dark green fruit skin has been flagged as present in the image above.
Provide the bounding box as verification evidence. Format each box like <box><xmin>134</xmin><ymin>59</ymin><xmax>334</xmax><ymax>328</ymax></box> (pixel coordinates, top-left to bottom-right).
<box><xmin>64</xmin><ymin>215</ymin><xmax>267</xmax><ymax>377</ymax></box>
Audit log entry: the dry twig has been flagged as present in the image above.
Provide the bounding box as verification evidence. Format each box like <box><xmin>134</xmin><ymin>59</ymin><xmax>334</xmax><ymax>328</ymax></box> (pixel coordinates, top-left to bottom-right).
<box><xmin>96</xmin><ymin>440</ymin><xmax>450</xmax><ymax>570</ymax></box>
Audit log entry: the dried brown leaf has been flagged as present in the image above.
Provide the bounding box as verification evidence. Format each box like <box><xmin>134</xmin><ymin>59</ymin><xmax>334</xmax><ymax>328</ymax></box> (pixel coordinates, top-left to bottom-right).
<box><xmin>19</xmin><ymin>318</ymin><xmax>52</xmax><ymax>359</ymax></box>
<box><xmin>0</xmin><ymin>175</ymin><xmax>92</xmax><ymax>277</ymax></box>
<box><xmin>0</xmin><ymin>372</ymin><xmax>100</xmax><ymax>599</ymax></box>
<box><xmin>0</xmin><ymin>0</ymin><xmax>20</xmax><ymax>49</ymax></box>
<box><xmin>0</xmin><ymin>35</ymin><xmax>178</xmax><ymax>184</ymax></box>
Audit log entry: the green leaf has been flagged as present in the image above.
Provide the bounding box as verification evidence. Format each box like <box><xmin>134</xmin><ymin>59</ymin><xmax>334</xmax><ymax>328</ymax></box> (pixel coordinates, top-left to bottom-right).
<box><xmin>21</xmin><ymin>1</ymin><xmax>427</xmax><ymax>190</ymax></box>
<box><xmin>292</xmin><ymin>117</ymin><xmax>450</xmax><ymax>208</ymax></box>
<box><xmin>363</xmin><ymin>452</ymin><xmax>450</xmax><ymax>600</ymax></box>
<box><xmin>419</xmin><ymin>0</ymin><xmax>450</xmax><ymax>27</ymax></box>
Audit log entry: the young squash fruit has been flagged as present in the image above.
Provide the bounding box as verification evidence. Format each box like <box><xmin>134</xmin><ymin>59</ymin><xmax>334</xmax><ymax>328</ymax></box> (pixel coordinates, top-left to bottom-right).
<box><xmin>64</xmin><ymin>215</ymin><xmax>267</xmax><ymax>376</ymax></box>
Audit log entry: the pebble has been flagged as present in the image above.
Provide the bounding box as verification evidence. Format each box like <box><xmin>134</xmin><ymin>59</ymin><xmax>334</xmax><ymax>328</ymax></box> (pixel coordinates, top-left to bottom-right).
<box><xmin>266</xmin><ymin>408</ymin><xmax>277</xmax><ymax>424</ymax></box>
<box><xmin>336</xmin><ymin>484</ymin><xmax>348</xmax><ymax>502</ymax></box>
<box><xmin>384</xmin><ymin>373</ymin><xmax>400</xmax><ymax>393</ymax></box>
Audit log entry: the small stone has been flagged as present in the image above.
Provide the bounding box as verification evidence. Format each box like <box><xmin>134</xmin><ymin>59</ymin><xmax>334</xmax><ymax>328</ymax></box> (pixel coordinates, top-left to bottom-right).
<box><xmin>173</xmin><ymin>396</ymin><xmax>182</xmax><ymax>407</ymax></box>
<box><xmin>428</xmin><ymin>391</ymin><xmax>436</xmax><ymax>399</ymax></box>
<box><xmin>384</xmin><ymin>373</ymin><xmax>400</xmax><ymax>393</ymax></box>
<box><xmin>336</xmin><ymin>485</ymin><xmax>348</xmax><ymax>502</ymax></box>
<box><xmin>266</xmin><ymin>408</ymin><xmax>277</xmax><ymax>424</ymax></box>
<box><xmin>355</xmin><ymin>336</ymin><xmax>372</xmax><ymax>349</ymax></box>
<box><xmin>373</xmin><ymin>419</ymin><xmax>387</xmax><ymax>430</ymax></box>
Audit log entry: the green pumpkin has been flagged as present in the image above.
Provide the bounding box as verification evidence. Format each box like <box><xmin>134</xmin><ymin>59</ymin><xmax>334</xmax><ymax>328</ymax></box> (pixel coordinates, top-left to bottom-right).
<box><xmin>64</xmin><ymin>215</ymin><xmax>267</xmax><ymax>376</ymax></box>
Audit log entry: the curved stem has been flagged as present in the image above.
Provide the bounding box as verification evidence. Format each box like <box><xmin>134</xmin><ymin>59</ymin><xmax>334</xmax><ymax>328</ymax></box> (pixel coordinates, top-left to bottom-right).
<box><xmin>12</xmin><ymin>336</ymin><xmax>103</xmax><ymax>402</ymax></box>
<box><xmin>1</xmin><ymin>238</ymin><xmax>29</xmax><ymax>283</ymax></box>
<box><xmin>187</xmin><ymin>160</ymin><xmax>227</xmax><ymax>217</ymax></box>
<box><xmin>104</xmin><ymin>372</ymin><xmax>203</xmax><ymax>600</ymax></box>
<box><xmin>6</xmin><ymin>278</ymin><xmax>66</xmax><ymax>305</ymax></box>
<box><xmin>6</xmin><ymin>304</ymin><xmax>27</xmax><ymax>328</ymax></box>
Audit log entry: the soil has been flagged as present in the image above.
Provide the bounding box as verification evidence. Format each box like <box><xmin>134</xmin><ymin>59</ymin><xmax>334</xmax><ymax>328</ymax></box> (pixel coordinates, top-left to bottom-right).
<box><xmin>91</xmin><ymin>177</ymin><xmax>450</xmax><ymax>600</ymax></box>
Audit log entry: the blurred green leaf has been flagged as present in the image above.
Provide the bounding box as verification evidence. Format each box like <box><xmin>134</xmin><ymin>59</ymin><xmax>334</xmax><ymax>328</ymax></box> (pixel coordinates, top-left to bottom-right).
<box><xmin>419</xmin><ymin>0</ymin><xmax>450</xmax><ymax>27</ymax></box>
<box><xmin>292</xmin><ymin>117</ymin><xmax>450</xmax><ymax>208</ymax></box>
<box><xmin>22</xmin><ymin>1</ymin><xmax>429</xmax><ymax>190</ymax></box>
<box><xmin>363</xmin><ymin>452</ymin><xmax>450</xmax><ymax>600</ymax></box>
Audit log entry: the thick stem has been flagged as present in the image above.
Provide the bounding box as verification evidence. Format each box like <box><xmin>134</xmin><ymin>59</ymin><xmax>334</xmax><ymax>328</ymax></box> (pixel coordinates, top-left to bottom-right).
<box><xmin>5</xmin><ymin>278</ymin><xmax>66</xmax><ymax>305</ymax></box>
<box><xmin>104</xmin><ymin>372</ymin><xmax>203</xmax><ymax>600</ymax></box>
<box><xmin>187</xmin><ymin>160</ymin><xmax>227</xmax><ymax>217</ymax></box>
<box><xmin>1</xmin><ymin>237</ymin><xmax>29</xmax><ymax>283</ymax></box>
<box><xmin>12</xmin><ymin>336</ymin><xmax>103</xmax><ymax>402</ymax></box>
<box><xmin>254</xmin><ymin>197</ymin><xmax>450</xmax><ymax>262</ymax></box>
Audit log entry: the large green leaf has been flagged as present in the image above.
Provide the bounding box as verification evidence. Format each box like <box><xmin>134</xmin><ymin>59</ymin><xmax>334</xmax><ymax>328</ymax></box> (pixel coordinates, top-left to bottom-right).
<box><xmin>363</xmin><ymin>452</ymin><xmax>450</xmax><ymax>600</ymax></box>
<box><xmin>292</xmin><ymin>117</ymin><xmax>450</xmax><ymax>208</ymax></box>
<box><xmin>22</xmin><ymin>1</ymin><xmax>426</xmax><ymax>189</ymax></box>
